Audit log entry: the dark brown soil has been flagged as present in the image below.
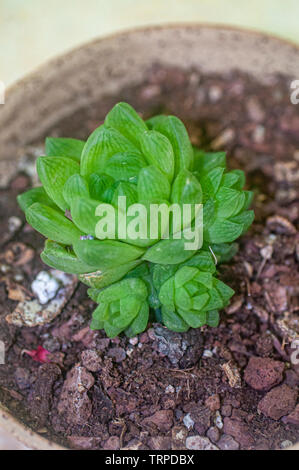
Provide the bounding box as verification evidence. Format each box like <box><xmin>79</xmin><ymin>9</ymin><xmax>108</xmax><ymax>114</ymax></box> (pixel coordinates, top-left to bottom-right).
<box><xmin>0</xmin><ymin>65</ymin><xmax>299</xmax><ymax>450</ymax></box>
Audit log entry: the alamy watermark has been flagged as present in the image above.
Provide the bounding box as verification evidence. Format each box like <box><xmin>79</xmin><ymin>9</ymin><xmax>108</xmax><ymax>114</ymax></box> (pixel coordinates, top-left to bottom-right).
<box><xmin>94</xmin><ymin>196</ymin><xmax>203</xmax><ymax>251</ymax></box>
<box><xmin>290</xmin><ymin>339</ymin><xmax>299</xmax><ymax>365</ymax></box>
<box><xmin>0</xmin><ymin>341</ymin><xmax>5</xmax><ymax>364</ymax></box>
<box><xmin>290</xmin><ymin>79</ymin><xmax>299</xmax><ymax>105</ymax></box>
<box><xmin>0</xmin><ymin>81</ymin><xmax>5</xmax><ymax>104</ymax></box>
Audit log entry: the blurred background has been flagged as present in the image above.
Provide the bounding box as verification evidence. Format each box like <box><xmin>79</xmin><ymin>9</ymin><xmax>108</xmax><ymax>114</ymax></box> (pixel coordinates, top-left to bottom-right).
<box><xmin>0</xmin><ymin>0</ymin><xmax>297</xmax><ymax>450</ymax></box>
<box><xmin>1</xmin><ymin>0</ymin><xmax>299</xmax><ymax>87</ymax></box>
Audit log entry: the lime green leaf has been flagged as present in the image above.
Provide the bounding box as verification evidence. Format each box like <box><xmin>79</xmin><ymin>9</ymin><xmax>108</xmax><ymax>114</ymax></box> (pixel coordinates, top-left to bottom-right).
<box><xmin>243</xmin><ymin>191</ymin><xmax>254</xmax><ymax>210</ymax></box>
<box><xmin>90</xmin><ymin>303</ymin><xmax>109</xmax><ymax>330</ymax></box>
<box><xmin>73</xmin><ymin>239</ymin><xmax>144</xmax><ymax>271</ymax></box>
<box><xmin>174</xmin><ymin>266</ymin><xmax>198</xmax><ymax>288</ymax></box>
<box><xmin>125</xmin><ymin>301</ymin><xmax>149</xmax><ymax>337</ymax></box>
<box><xmin>205</xmin><ymin>288</ymin><xmax>224</xmax><ymax>310</ymax></box>
<box><xmin>221</xmin><ymin>172</ymin><xmax>242</xmax><ymax>189</ymax></box>
<box><xmin>45</xmin><ymin>137</ymin><xmax>85</xmax><ymax>162</ymax></box>
<box><xmin>111</xmin><ymin>182</ymin><xmax>138</xmax><ymax>208</ymax></box>
<box><xmin>214</xmin><ymin>279</ymin><xmax>235</xmax><ymax>303</ymax></box>
<box><xmin>194</xmin><ymin>149</ymin><xmax>226</xmax><ymax>174</ymax></box>
<box><xmin>226</xmin><ymin>169</ymin><xmax>245</xmax><ymax>190</ymax></box>
<box><xmin>158</xmin><ymin>278</ymin><xmax>175</xmax><ymax>309</ymax></box>
<box><xmin>37</xmin><ymin>156</ymin><xmax>80</xmax><ymax>211</ymax></box>
<box><xmin>71</xmin><ymin>197</ymin><xmax>100</xmax><ymax>236</ymax></box>
<box><xmin>200</xmin><ymin>167</ymin><xmax>225</xmax><ymax>198</ymax></box>
<box><xmin>25</xmin><ymin>203</ymin><xmax>82</xmax><ymax>244</ymax></box>
<box><xmin>192</xmin><ymin>293</ymin><xmax>209</xmax><ymax>311</ymax></box>
<box><xmin>202</xmin><ymin>199</ymin><xmax>216</xmax><ymax>228</ymax></box>
<box><xmin>162</xmin><ymin>306</ymin><xmax>189</xmax><ymax>332</ymax></box>
<box><xmin>105</xmin><ymin>102</ymin><xmax>147</xmax><ymax>148</ymax></box>
<box><xmin>139</xmin><ymin>130</ymin><xmax>174</xmax><ymax>182</ymax></box>
<box><xmin>17</xmin><ymin>187</ymin><xmax>59</xmax><ymax>212</ymax></box>
<box><xmin>79</xmin><ymin>260</ymin><xmax>141</xmax><ymax>289</ymax></box>
<box><xmin>206</xmin><ymin>310</ymin><xmax>220</xmax><ymax>327</ymax></box>
<box><xmin>81</xmin><ymin>125</ymin><xmax>139</xmax><ymax>176</ymax></box>
<box><xmin>143</xmin><ymin>237</ymin><xmax>197</xmax><ymax>265</ymax></box>
<box><xmin>178</xmin><ymin>309</ymin><xmax>207</xmax><ymax>328</ymax></box>
<box><xmin>63</xmin><ymin>174</ymin><xmax>89</xmax><ymax>207</ymax></box>
<box><xmin>215</xmin><ymin>187</ymin><xmax>245</xmax><ymax>219</ymax></box>
<box><xmin>183</xmin><ymin>251</ymin><xmax>216</xmax><ymax>273</ymax></box>
<box><xmin>103</xmin><ymin>320</ymin><xmax>124</xmax><ymax>338</ymax></box>
<box><xmin>104</xmin><ymin>152</ymin><xmax>146</xmax><ymax>183</ymax></box>
<box><xmin>41</xmin><ymin>240</ymin><xmax>97</xmax><ymax>274</ymax></box>
<box><xmin>138</xmin><ymin>166</ymin><xmax>170</xmax><ymax>202</ymax></box>
<box><xmin>148</xmin><ymin>115</ymin><xmax>193</xmax><ymax>173</ymax></box>
<box><xmin>152</xmin><ymin>264</ymin><xmax>177</xmax><ymax>291</ymax></box>
<box><xmin>230</xmin><ymin>210</ymin><xmax>254</xmax><ymax>233</ymax></box>
<box><xmin>175</xmin><ymin>286</ymin><xmax>192</xmax><ymax>310</ymax></box>
<box><xmin>148</xmin><ymin>115</ymin><xmax>193</xmax><ymax>175</ymax></box>
<box><xmin>171</xmin><ymin>170</ymin><xmax>202</xmax><ymax>205</ymax></box>
<box><xmin>98</xmin><ymin>278</ymin><xmax>147</xmax><ymax>304</ymax></box>
<box><xmin>194</xmin><ymin>271</ymin><xmax>213</xmax><ymax>289</ymax></box>
<box><xmin>88</xmin><ymin>173</ymin><xmax>114</xmax><ymax>200</ymax></box>
<box><xmin>205</xmin><ymin>219</ymin><xmax>243</xmax><ymax>244</ymax></box>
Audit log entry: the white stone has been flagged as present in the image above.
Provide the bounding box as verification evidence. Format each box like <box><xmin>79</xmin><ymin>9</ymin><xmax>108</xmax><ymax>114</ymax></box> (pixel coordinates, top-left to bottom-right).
<box><xmin>31</xmin><ymin>271</ymin><xmax>60</xmax><ymax>305</ymax></box>
<box><xmin>183</xmin><ymin>413</ymin><xmax>194</xmax><ymax>430</ymax></box>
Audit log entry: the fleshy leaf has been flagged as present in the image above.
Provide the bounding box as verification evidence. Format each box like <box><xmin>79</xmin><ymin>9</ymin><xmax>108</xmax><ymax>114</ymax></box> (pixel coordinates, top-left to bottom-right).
<box><xmin>215</xmin><ymin>187</ymin><xmax>245</xmax><ymax>219</ymax></box>
<box><xmin>63</xmin><ymin>174</ymin><xmax>89</xmax><ymax>207</ymax></box>
<box><xmin>138</xmin><ymin>166</ymin><xmax>170</xmax><ymax>202</ymax></box>
<box><xmin>17</xmin><ymin>187</ymin><xmax>59</xmax><ymax>212</ymax></box>
<box><xmin>200</xmin><ymin>167</ymin><xmax>225</xmax><ymax>198</ymax></box>
<box><xmin>73</xmin><ymin>239</ymin><xmax>144</xmax><ymax>271</ymax></box>
<box><xmin>45</xmin><ymin>137</ymin><xmax>85</xmax><ymax>162</ymax></box>
<box><xmin>158</xmin><ymin>278</ymin><xmax>175</xmax><ymax>310</ymax></box>
<box><xmin>37</xmin><ymin>156</ymin><xmax>80</xmax><ymax>211</ymax></box>
<box><xmin>125</xmin><ymin>301</ymin><xmax>149</xmax><ymax>337</ymax></box>
<box><xmin>139</xmin><ymin>130</ymin><xmax>174</xmax><ymax>182</ymax></box>
<box><xmin>178</xmin><ymin>309</ymin><xmax>207</xmax><ymax>328</ymax></box>
<box><xmin>230</xmin><ymin>210</ymin><xmax>254</xmax><ymax>233</ymax></box>
<box><xmin>88</xmin><ymin>173</ymin><xmax>114</xmax><ymax>201</ymax></box>
<box><xmin>143</xmin><ymin>236</ymin><xmax>198</xmax><ymax>265</ymax></box>
<box><xmin>80</xmin><ymin>260</ymin><xmax>141</xmax><ymax>289</ymax></box>
<box><xmin>25</xmin><ymin>203</ymin><xmax>82</xmax><ymax>244</ymax></box>
<box><xmin>70</xmin><ymin>197</ymin><xmax>100</xmax><ymax>237</ymax></box>
<box><xmin>104</xmin><ymin>152</ymin><xmax>146</xmax><ymax>183</ymax></box>
<box><xmin>147</xmin><ymin>115</ymin><xmax>194</xmax><ymax>175</ymax></box>
<box><xmin>171</xmin><ymin>170</ymin><xmax>202</xmax><ymax>205</ymax></box>
<box><xmin>194</xmin><ymin>149</ymin><xmax>226</xmax><ymax>174</ymax></box>
<box><xmin>105</xmin><ymin>102</ymin><xmax>147</xmax><ymax>148</ymax></box>
<box><xmin>206</xmin><ymin>310</ymin><xmax>220</xmax><ymax>327</ymax></box>
<box><xmin>205</xmin><ymin>219</ymin><xmax>243</xmax><ymax>244</ymax></box>
<box><xmin>161</xmin><ymin>306</ymin><xmax>189</xmax><ymax>332</ymax></box>
<box><xmin>41</xmin><ymin>240</ymin><xmax>97</xmax><ymax>274</ymax></box>
<box><xmin>81</xmin><ymin>125</ymin><xmax>139</xmax><ymax>176</ymax></box>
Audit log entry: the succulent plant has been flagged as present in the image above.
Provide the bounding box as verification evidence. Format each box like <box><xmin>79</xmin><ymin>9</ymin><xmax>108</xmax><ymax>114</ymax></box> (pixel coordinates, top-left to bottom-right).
<box><xmin>17</xmin><ymin>102</ymin><xmax>254</xmax><ymax>337</ymax></box>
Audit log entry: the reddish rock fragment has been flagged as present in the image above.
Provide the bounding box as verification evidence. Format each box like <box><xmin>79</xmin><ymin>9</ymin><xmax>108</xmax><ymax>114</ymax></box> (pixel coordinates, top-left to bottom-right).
<box><xmin>244</xmin><ymin>357</ymin><xmax>284</xmax><ymax>391</ymax></box>
<box><xmin>258</xmin><ymin>385</ymin><xmax>297</xmax><ymax>420</ymax></box>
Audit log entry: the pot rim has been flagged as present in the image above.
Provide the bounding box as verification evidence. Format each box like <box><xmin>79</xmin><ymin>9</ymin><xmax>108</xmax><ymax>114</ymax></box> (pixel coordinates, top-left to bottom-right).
<box><xmin>1</xmin><ymin>22</ymin><xmax>298</xmax><ymax>451</ymax></box>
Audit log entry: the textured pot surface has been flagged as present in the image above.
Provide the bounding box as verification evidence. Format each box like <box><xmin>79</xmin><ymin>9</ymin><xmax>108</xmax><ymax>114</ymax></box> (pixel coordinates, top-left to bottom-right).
<box><xmin>0</xmin><ymin>24</ymin><xmax>298</xmax><ymax>450</ymax></box>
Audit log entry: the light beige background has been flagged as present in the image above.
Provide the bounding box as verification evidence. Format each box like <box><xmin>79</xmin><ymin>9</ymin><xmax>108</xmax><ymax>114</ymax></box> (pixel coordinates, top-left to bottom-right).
<box><xmin>1</xmin><ymin>0</ymin><xmax>299</xmax><ymax>87</ymax></box>
<box><xmin>0</xmin><ymin>0</ymin><xmax>298</xmax><ymax>451</ymax></box>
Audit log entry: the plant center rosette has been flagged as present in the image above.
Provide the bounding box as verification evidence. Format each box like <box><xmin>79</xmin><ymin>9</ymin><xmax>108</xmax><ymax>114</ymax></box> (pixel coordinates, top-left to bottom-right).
<box><xmin>18</xmin><ymin>103</ymin><xmax>254</xmax><ymax>338</ymax></box>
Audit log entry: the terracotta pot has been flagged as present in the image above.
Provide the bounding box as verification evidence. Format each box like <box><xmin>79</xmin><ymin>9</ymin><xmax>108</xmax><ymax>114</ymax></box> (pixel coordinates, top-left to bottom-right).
<box><xmin>0</xmin><ymin>24</ymin><xmax>298</xmax><ymax>450</ymax></box>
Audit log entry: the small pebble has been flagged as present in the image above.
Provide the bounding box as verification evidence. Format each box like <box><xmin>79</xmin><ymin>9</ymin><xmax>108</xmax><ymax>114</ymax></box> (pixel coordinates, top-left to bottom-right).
<box><xmin>280</xmin><ymin>440</ymin><xmax>293</xmax><ymax>449</ymax></box>
<box><xmin>183</xmin><ymin>413</ymin><xmax>194</xmax><ymax>430</ymax></box>
<box><xmin>129</xmin><ymin>337</ymin><xmax>138</xmax><ymax>346</ymax></box>
<box><xmin>31</xmin><ymin>271</ymin><xmax>60</xmax><ymax>305</ymax></box>
<box><xmin>8</xmin><ymin>216</ymin><xmax>22</xmax><ymax>233</ymax></box>
<box><xmin>215</xmin><ymin>411</ymin><xmax>224</xmax><ymax>430</ymax></box>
